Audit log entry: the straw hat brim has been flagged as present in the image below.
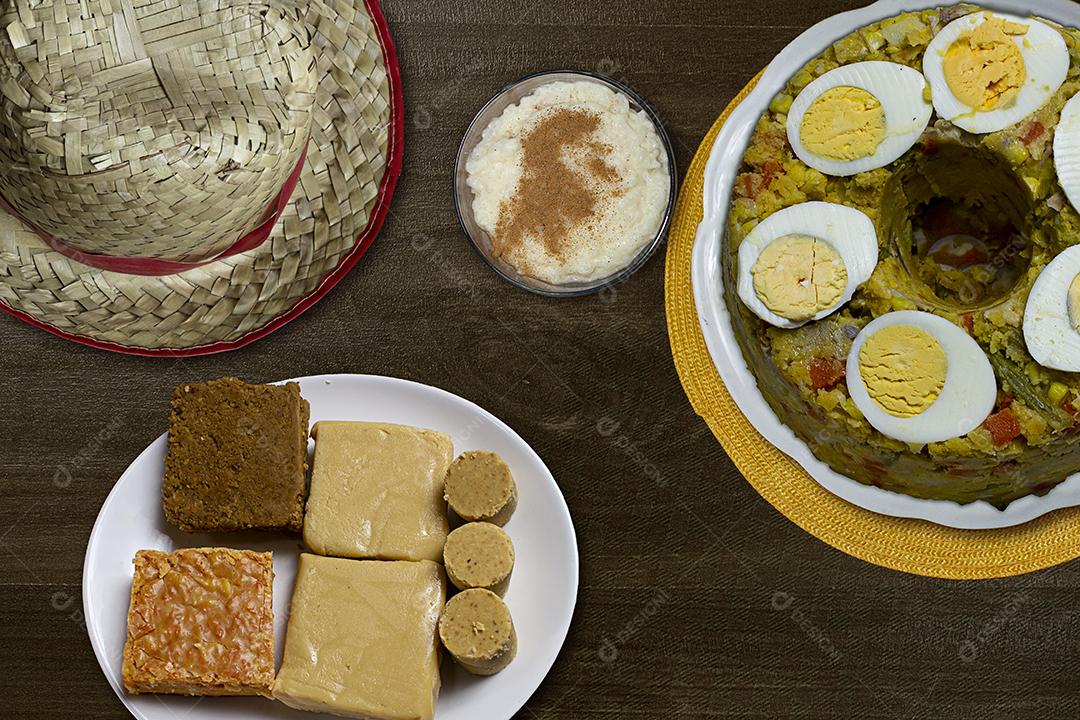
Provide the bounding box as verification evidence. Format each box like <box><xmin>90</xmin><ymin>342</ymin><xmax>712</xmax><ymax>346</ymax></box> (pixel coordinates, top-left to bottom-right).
<box><xmin>0</xmin><ymin>0</ymin><xmax>402</xmax><ymax>356</ymax></box>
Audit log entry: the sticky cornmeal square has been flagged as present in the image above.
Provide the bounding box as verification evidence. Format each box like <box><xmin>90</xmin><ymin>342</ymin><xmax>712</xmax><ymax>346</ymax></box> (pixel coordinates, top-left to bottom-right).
<box><xmin>162</xmin><ymin>377</ymin><xmax>310</xmax><ymax>533</ymax></box>
<box><xmin>303</xmin><ymin>421</ymin><xmax>454</xmax><ymax>561</ymax></box>
<box><xmin>274</xmin><ymin>554</ymin><xmax>446</xmax><ymax>720</ymax></box>
<box><xmin>122</xmin><ymin>548</ymin><xmax>275</xmax><ymax>697</ymax></box>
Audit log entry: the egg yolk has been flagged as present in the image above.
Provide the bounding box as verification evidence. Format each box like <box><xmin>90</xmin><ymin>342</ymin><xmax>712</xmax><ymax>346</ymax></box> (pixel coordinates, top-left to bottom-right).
<box><xmin>752</xmin><ymin>234</ymin><xmax>847</xmax><ymax>321</ymax></box>
<box><xmin>859</xmin><ymin>325</ymin><xmax>948</xmax><ymax>418</ymax></box>
<box><xmin>800</xmin><ymin>86</ymin><xmax>886</xmax><ymax>161</ymax></box>
<box><xmin>1069</xmin><ymin>274</ymin><xmax>1080</xmax><ymax>333</ymax></box>
<box><xmin>943</xmin><ymin>16</ymin><xmax>1028</xmax><ymax>111</ymax></box>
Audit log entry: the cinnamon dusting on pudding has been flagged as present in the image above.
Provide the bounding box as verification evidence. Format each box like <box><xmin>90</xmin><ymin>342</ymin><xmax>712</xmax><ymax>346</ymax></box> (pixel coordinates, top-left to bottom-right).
<box><xmin>466</xmin><ymin>80</ymin><xmax>670</xmax><ymax>285</ymax></box>
<box><xmin>493</xmin><ymin>108</ymin><xmax>623</xmax><ymax>271</ymax></box>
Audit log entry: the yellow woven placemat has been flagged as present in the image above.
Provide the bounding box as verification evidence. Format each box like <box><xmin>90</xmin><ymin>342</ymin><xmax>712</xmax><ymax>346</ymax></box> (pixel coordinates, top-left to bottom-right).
<box><xmin>665</xmin><ymin>74</ymin><xmax>1080</xmax><ymax>579</ymax></box>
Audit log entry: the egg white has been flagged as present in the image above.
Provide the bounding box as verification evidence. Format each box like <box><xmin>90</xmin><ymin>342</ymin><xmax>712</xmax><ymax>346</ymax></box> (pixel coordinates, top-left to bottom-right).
<box><xmin>737</xmin><ymin>202</ymin><xmax>879</xmax><ymax>329</ymax></box>
<box><xmin>923</xmin><ymin>11</ymin><xmax>1069</xmax><ymax>135</ymax></box>
<box><xmin>847</xmin><ymin>311</ymin><xmax>997</xmax><ymax>445</ymax></box>
<box><xmin>787</xmin><ymin>61</ymin><xmax>933</xmax><ymax>177</ymax></box>
<box><xmin>1023</xmin><ymin>245</ymin><xmax>1080</xmax><ymax>372</ymax></box>
<box><xmin>1053</xmin><ymin>91</ymin><xmax>1080</xmax><ymax>214</ymax></box>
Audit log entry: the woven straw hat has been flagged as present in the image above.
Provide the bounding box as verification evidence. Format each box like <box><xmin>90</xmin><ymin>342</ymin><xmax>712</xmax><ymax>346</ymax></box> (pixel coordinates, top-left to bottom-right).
<box><xmin>0</xmin><ymin>0</ymin><xmax>401</xmax><ymax>355</ymax></box>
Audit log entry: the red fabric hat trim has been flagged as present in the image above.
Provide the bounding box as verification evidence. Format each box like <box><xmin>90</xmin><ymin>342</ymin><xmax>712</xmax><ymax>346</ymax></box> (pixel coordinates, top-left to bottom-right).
<box><xmin>0</xmin><ymin>141</ymin><xmax>309</xmax><ymax>277</ymax></box>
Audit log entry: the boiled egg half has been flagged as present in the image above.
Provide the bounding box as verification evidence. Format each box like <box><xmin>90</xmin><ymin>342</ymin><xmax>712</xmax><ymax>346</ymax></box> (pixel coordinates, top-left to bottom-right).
<box><xmin>787</xmin><ymin>61</ymin><xmax>933</xmax><ymax>176</ymax></box>
<box><xmin>1052</xmin><ymin>91</ymin><xmax>1080</xmax><ymax>214</ymax></box>
<box><xmin>1023</xmin><ymin>245</ymin><xmax>1080</xmax><ymax>372</ymax></box>
<box><xmin>923</xmin><ymin>11</ymin><xmax>1068</xmax><ymax>135</ymax></box>
<box><xmin>847</xmin><ymin>311</ymin><xmax>997</xmax><ymax>444</ymax></box>
<box><xmin>737</xmin><ymin>202</ymin><xmax>878</xmax><ymax>329</ymax></box>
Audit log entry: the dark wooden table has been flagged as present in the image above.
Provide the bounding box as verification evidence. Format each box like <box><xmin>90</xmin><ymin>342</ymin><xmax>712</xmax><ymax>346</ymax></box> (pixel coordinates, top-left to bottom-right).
<box><xmin>3</xmin><ymin>1</ymin><xmax>1078</xmax><ymax>718</ymax></box>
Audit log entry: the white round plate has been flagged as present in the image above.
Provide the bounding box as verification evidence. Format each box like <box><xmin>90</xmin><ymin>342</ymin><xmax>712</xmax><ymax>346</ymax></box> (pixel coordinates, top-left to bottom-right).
<box><xmin>83</xmin><ymin>374</ymin><xmax>578</xmax><ymax>720</ymax></box>
<box><xmin>692</xmin><ymin>0</ymin><xmax>1080</xmax><ymax>530</ymax></box>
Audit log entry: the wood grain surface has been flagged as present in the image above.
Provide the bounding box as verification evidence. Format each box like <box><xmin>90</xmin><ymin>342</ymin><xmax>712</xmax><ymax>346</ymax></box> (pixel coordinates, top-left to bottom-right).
<box><xmin>2</xmin><ymin>1</ymin><xmax>1078</xmax><ymax>718</ymax></box>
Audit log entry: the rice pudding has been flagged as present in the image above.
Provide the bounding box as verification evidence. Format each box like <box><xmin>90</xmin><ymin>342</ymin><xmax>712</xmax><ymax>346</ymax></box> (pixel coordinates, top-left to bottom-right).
<box><xmin>466</xmin><ymin>80</ymin><xmax>670</xmax><ymax>285</ymax></box>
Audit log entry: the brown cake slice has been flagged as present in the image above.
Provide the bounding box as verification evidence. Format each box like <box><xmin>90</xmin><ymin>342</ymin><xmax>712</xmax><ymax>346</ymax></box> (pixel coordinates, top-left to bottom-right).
<box><xmin>163</xmin><ymin>377</ymin><xmax>309</xmax><ymax>533</ymax></box>
<box><xmin>122</xmin><ymin>548</ymin><xmax>275</xmax><ymax>696</ymax></box>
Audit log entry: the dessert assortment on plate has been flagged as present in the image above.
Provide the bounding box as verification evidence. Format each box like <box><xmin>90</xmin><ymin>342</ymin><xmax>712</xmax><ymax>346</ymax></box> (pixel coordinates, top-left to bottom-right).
<box><xmin>120</xmin><ymin>378</ymin><xmax>524</xmax><ymax>719</ymax></box>
<box><xmin>725</xmin><ymin>4</ymin><xmax>1080</xmax><ymax>507</ymax></box>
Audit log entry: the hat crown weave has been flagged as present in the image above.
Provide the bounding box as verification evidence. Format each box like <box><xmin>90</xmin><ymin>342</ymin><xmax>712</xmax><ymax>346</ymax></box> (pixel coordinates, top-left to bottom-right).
<box><xmin>0</xmin><ymin>0</ymin><xmax>315</xmax><ymax>263</ymax></box>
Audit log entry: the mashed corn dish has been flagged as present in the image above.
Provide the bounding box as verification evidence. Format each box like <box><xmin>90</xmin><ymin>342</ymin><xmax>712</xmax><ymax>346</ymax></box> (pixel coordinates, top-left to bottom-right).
<box><xmin>726</xmin><ymin>4</ymin><xmax>1080</xmax><ymax>506</ymax></box>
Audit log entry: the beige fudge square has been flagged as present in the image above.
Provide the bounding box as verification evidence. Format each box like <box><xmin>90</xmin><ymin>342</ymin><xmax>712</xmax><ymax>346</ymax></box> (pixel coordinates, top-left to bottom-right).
<box><xmin>303</xmin><ymin>421</ymin><xmax>454</xmax><ymax>561</ymax></box>
<box><xmin>273</xmin><ymin>554</ymin><xmax>446</xmax><ymax>720</ymax></box>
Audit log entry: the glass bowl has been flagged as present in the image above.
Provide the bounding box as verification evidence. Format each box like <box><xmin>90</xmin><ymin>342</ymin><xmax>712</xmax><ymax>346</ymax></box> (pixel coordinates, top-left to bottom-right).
<box><xmin>453</xmin><ymin>69</ymin><xmax>678</xmax><ymax>297</ymax></box>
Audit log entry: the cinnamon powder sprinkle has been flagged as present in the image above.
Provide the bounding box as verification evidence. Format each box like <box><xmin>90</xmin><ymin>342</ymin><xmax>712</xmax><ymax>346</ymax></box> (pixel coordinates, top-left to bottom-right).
<box><xmin>492</xmin><ymin>108</ymin><xmax>623</xmax><ymax>268</ymax></box>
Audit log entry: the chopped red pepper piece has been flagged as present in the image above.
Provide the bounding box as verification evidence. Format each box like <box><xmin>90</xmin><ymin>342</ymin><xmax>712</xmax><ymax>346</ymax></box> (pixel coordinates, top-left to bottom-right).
<box><xmin>928</xmin><ymin>241</ymin><xmax>989</xmax><ymax>268</ymax></box>
<box><xmin>1021</xmin><ymin>121</ymin><xmax>1046</xmax><ymax>146</ymax></box>
<box><xmin>862</xmin><ymin>459</ymin><xmax>890</xmax><ymax>487</ymax></box>
<box><xmin>738</xmin><ymin>173</ymin><xmax>764</xmax><ymax>200</ymax></box>
<box><xmin>761</xmin><ymin>160</ymin><xmax>783</xmax><ymax>188</ymax></box>
<box><xmin>1062</xmin><ymin>399</ymin><xmax>1080</xmax><ymax>432</ymax></box>
<box><xmin>984</xmin><ymin>408</ymin><xmax>1022</xmax><ymax>447</ymax></box>
<box><xmin>808</xmin><ymin>357</ymin><xmax>846</xmax><ymax>391</ymax></box>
